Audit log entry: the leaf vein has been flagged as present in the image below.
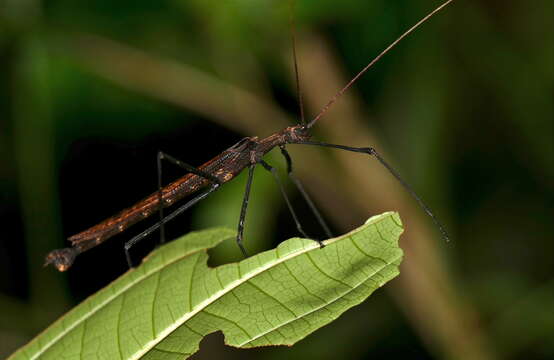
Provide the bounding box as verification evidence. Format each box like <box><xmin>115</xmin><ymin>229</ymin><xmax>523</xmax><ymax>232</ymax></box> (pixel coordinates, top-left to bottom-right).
<box><xmin>246</xmin><ymin>281</ymin><xmax>298</xmax><ymax>317</ymax></box>
<box><xmin>116</xmin><ymin>294</ymin><xmax>124</xmax><ymax>360</ymax></box>
<box><xmin>79</xmin><ymin>317</ymin><xmax>86</xmax><ymax>360</ymax></box>
<box><xmin>188</xmin><ymin>254</ymin><xmax>201</xmax><ymax>312</ymax></box>
<box><xmin>151</xmin><ymin>347</ymin><xmax>190</xmax><ymax>356</ymax></box>
<box><xmin>240</xmin><ymin>255</ymin><xmax>401</xmax><ymax>346</ymax></box>
<box><xmin>306</xmin><ymin>253</ymin><xmax>352</xmax><ymax>289</ymax></box>
<box><xmin>151</xmin><ymin>270</ymin><xmax>161</xmax><ymax>338</ymax></box>
<box><xmin>283</xmin><ymin>261</ymin><xmax>327</xmax><ymax>303</ymax></box>
<box><xmin>349</xmin><ymin>236</ymin><xmax>387</xmax><ymax>266</ymax></box>
<box><xmin>202</xmin><ymin>309</ymin><xmax>252</xmax><ymax>338</ymax></box>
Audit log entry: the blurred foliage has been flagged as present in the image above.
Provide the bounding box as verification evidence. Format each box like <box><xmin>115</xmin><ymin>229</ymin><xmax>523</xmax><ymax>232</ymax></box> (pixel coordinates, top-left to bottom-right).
<box><xmin>1</xmin><ymin>0</ymin><xmax>553</xmax><ymax>359</ymax></box>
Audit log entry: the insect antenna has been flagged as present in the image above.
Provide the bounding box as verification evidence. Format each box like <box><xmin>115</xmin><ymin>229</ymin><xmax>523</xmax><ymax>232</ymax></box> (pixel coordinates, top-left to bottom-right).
<box><xmin>307</xmin><ymin>0</ymin><xmax>454</xmax><ymax>128</ymax></box>
<box><xmin>303</xmin><ymin>0</ymin><xmax>454</xmax><ymax>242</ymax></box>
<box><xmin>289</xmin><ymin>0</ymin><xmax>306</xmax><ymax>125</ymax></box>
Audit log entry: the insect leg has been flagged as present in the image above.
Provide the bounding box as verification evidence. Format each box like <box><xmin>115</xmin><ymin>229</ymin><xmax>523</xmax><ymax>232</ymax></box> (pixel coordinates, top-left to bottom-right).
<box><xmin>236</xmin><ymin>164</ymin><xmax>255</xmax><ymax>257</ymax></box>
<box><xmin>279</xmin><ymin>145</ymin><xmax>332</xmax><ymax>238</ymax></box>
<box><xmin>259</xmin><ymin>159</ymin><xmax>323</xmax><ymax>247</ymax></box>
<box><xmin>295</xmin><ymin>140</ymin><xmax>449</xmax><ymax>242</ymax></box>
<box><xmin>157</xmin><ymin>151</ymin><xmax>222</xmax><ymax>244</ymax></box>
<box><xmin>124</xmin><ymin>182</ymin><xmax>220</xmax><ymax>268</ymax></box>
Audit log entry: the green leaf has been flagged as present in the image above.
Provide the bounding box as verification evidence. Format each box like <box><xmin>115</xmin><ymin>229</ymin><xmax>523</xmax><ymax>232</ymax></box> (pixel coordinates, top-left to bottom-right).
<box><xmin>9</xmin><ymin>212</ymin><xmax>403</xmax><ymax>360</ymax></box>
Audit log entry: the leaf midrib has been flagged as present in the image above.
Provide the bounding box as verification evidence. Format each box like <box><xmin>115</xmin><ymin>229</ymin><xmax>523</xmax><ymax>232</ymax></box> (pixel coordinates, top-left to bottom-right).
<box><xmin>29</xmin><ymin>213</ymin><xmax>399</xmax><ymax>360</ymax></box>
<box><xmin>131</xmin><ymin>212</ymin><xmax>399</xmax><ymax>359</ymax></box>
<box><xmin>27</xmin><ymin>236</ymin><xmax>233</xmax><ymax>360</ymax></box>
<box><xmin>237</xmin><ymin>251</ymin><xmax>401</xmax><ymax>347</ymax></box>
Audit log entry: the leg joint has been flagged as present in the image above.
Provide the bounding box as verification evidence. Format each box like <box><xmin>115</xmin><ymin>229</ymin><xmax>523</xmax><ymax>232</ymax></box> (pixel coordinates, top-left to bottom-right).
<box><xmin>366</xmin><ymin>147</ymin><xmax>376</xmax><ymax>154</ymax></box>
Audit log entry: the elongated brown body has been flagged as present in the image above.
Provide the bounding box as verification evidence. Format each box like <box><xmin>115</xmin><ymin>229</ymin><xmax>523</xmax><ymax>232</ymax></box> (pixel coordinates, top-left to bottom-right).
<box><xmin>68</xmin><ymin>143</ymin><xmax>245</xmax><ymax>253</ymax></box>
<box><xmin>45</xmin><ymin>126</ymin><xmax>308</xmax><ymax>270</ymax></box>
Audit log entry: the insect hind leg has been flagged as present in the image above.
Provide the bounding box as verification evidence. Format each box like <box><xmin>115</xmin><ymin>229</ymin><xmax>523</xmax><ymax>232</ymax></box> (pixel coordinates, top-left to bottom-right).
<box><xmin>156</xmin><ymin>151</ymin><xmax>221</xmax><ymax>245</ymax></box>
<box><xmin>124</xmin><ymin>183</ymin><xmax>220</xmax><ymax>268</ymax></box>
<box><xmin>124</xmin><ymin>152</ymin><xmax>222</xmax><ymax>268</ymax></box>
<box><xmin>236</xmin><ymin>164</ymin><xmax>256</xmax><ymax>258</ymax></box>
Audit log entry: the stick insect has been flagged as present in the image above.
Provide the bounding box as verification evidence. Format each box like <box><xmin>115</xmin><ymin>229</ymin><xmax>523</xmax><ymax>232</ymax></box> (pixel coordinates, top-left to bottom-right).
<box><xmin>45</xmin><ymin>0</ymin><xmax>453</xmax><ymax>271</ymax></box>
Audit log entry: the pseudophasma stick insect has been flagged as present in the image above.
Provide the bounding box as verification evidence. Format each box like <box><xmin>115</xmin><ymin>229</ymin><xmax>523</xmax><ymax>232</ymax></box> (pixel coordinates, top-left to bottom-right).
<box><xmin>46</xmin><ymin>0</ymin><xmax>453</xmax><ymax>271</ymax></box>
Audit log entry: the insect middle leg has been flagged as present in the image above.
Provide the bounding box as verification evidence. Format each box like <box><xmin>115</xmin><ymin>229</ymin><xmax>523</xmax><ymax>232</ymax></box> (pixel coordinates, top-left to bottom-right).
<box><xmin>259</xmin><ymin>159</ymin><xmax>324</xmax><ymax>247</ymax></box>
<box><xmin>157</xmin><ymin>151</ymin><xmax>221</xmax><ymax>244</ymax></box>
<box><xmin>279</xmin><ymin>145</ymin><xmax>333</xmax><ymax>239</ymax></box>
<box><xmin>236</xmin><ymin>164</ymin><xmax>256</xmax><ymax>257</ymax></box>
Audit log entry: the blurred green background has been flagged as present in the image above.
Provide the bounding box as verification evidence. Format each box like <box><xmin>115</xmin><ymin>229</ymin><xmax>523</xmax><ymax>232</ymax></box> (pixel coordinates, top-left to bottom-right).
<box><xmin>1</xmin><ymin>0</ymin><xmax>552</xmax><ymax>359</ymax></box>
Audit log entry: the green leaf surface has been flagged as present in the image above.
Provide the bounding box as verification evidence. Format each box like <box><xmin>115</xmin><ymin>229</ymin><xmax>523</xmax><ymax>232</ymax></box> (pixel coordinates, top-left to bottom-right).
<box><xmin>10</xmin><ymin>212</ymin><xmax>403</xmax><ymax>360</ymax></box>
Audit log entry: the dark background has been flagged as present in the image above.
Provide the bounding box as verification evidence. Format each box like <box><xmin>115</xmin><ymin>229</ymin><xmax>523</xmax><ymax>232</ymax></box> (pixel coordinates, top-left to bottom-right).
<box><xmin>1</xmin><ymin>0</ymin><xmax>553</xmax><ymax>359</ymax></box>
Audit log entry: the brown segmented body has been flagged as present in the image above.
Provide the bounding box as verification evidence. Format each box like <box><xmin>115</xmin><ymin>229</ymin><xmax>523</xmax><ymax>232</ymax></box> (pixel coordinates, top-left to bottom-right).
<box><xmin>44</xmin><ymin>126</ymin><xmax>303</xmax><ymax>271</ymax></box>
<box><xmin>65</xmin><ymin>129</ymin><xmax>291</xmax><ymax>253</ymax></box>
